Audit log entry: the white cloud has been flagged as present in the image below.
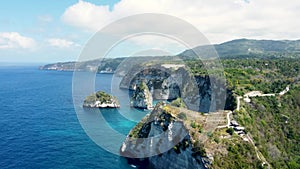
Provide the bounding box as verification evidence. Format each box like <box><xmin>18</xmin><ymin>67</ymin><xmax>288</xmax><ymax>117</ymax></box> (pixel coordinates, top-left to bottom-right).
<box><xmin>0</xmin><ymin>32</ymin><xmax>36</xmax><ymax>50</ymax></box>
<box><xmin>47</xmin><ymin>38</ymin><xmax>80</xmax><ymax>48</ymax></box>
<box><xmin>61</xmin><ymin>0</ymin><xmax>300</xmax><ymax>44</ymax></box>
<box><xmin>61</xmin><ymin>0</ymin><xmax>112</xmax><ymax>32</ymax></box>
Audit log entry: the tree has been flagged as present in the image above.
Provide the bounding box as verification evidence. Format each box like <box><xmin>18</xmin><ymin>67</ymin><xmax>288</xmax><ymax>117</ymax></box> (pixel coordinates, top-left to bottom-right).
<box><xmin>226</xmin><ymin>128</ymin><xmax>234</xmax><ymax>135</ymax></box>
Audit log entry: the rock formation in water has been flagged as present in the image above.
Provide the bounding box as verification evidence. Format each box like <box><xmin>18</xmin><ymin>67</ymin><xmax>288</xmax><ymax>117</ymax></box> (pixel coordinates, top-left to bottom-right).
<box><xmin>120</xmin><ymin>102</ymin><xmax>209</xmax><ymax>169</ymax></box>
<box><xmin>131</xmin><ymin>81</ymin><xmax>153</xmax><ymax>109</ymax></box>
<box><xmin>83</xmin><ymin>91</ymin><xmax>120</xmax><ymax>108</ymax></box>
<box><xmin>120</xmin><ymin>66</ymin><xmax>181</xmax><ymax>101</ymax></box>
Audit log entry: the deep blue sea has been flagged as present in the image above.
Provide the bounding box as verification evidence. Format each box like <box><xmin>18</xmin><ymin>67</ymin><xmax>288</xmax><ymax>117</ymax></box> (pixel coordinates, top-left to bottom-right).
<box><xmin>0</xmin><ymin>66</ymin><xmax>144</xmax><ymax>169</ymax></box>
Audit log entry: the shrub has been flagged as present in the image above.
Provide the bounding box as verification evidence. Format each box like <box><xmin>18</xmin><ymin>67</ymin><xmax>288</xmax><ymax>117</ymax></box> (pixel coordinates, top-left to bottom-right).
<box><xmin>226</xmin><ymin>128</ymin><xmax>234</xmax><ymax>135</ymax></box>
<box><xmin>190</xmin><ymin>121</ymin><xmax>197</xmax><ymax>128</ymax></box>
<box><xmin>170</xmin><ymin>98</ymin><xmax>187</xmax><ymax>108</ymax></box>
<box><xmin>198</xmin><ymin>126</ymin><xmax>203</xmax><ymax>133</ymax></box>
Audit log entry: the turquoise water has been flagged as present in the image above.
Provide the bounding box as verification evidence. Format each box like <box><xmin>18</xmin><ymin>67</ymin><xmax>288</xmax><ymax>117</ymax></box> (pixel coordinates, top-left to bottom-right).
<box><xmin>0</xmin><ymin>66</ymin><xmax>141</xmax><ymax>169</ymax></box>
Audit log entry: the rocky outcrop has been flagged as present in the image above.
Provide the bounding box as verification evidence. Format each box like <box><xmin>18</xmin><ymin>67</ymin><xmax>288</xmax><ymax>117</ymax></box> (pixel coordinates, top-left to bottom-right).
<box><xmin>120</xmin><ymin>67</ymin><xmax>181</xmax><ymax>101</ymax></box>
<box><xmin>131</xmin><ymin>81</ymin><xmax>153</xmax><ymax>109</ymax></box>
<box><xmin>83</xmin><ymin>91</ymin><xmax>120</xmax><ymax>108</ymax></box>
<box><xmin>120</xmin><ymin>102</ymin><xmax>207</xmax><ymax>169</ymax></box>
<box><xmin>170</xmin><ymin>98</ymin><xmax>187</xmax><ymax>108</ymax></box>
<box><xmin>120</xmin><ymin>66</ymin><xmax>228</xmax><ymax>113</ymax></box>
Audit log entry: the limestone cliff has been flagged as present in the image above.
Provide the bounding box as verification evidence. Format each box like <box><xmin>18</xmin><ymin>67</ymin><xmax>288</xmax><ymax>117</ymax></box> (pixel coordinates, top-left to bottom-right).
<box><xmin>120</xmin><ymin>102</ymin><xmax>208</xmax><ymax>169</ymax></box>
<box><xmin>120</xmin><ymin>66</ymin><xmax>228</xmax><ymax>113</ymax></box>
<box><xmin>131</xmin><ymin>81</ymin><xmax>153</xmax><ymax>109</ymax></box>
<box><xmin>83</xmin><ymin>91</ymin><xmax>120</xmax><ymax>108</ymax></box>
<box><xmin>121</xmin><ymin>66</ymin><xmax>181</xmax><ymax>100</ymax></box>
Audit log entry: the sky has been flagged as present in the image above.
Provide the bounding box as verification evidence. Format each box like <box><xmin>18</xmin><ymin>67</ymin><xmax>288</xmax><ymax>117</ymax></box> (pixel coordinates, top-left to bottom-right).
<box><xmin>0</xmin><ymin>0</ymin><xmax>299</xmax><ymax>63</ymax></box>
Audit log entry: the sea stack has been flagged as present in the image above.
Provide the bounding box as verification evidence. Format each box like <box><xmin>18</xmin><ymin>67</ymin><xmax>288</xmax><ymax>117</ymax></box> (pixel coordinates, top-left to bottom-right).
<box><xmin>131</xmin><ymin>81</ymin><xmax>153</xmax><ymax>109</ymax></box>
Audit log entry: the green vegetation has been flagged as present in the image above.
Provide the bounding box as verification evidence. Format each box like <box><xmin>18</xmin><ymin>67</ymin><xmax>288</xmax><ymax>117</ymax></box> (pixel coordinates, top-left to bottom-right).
<box><xmin>42</xmin><ymin>39</ymin><xmax>300</xmax><ymax>75</ymax></box>
<box><xmin>137</xmin><ymin>81</ymin><xmax>147</xmax><ymax>90</ymax></box>
<box><xmin>128</xmin><ymin>120</ymin><xmax>145</xmax><ymax>138</ymax></box>
<box><xmin>207</xmin><ymin>128</ymin><xmax>262</xmax><ymax>169</ymax></box>
<box><xmin>189</xmin><ymin>121</ymin><xmax>203</xmax><ymax>135</ymax></box>
<box><xmin>192</xmin><ymin>142</ymin><xmax>206</xmax><ymax>157</ymax></box>
<box><xmin>234</xmin><ymin>87</ymin><xmax>300</xmax><ymax>169</ymax></box>
<box><xmin>185</xmin><ymin>58</ymin><xmax>299</xmax><ymax>96</ymax></box>
<box><xmin>127</xmin><ymin>57</ymin><xmax>300</xmax><ymax>168</ymax></box>
<box><xmin>170</xmin><ymin>98</ymin><xmax>187</xmax><ymax>108</ymax></box>
<box><xmin>180</xmin><ymin>39</ymin><xmax>300</xmax><ymax>59</ymax></box>
<box><xmin>190</xmin><ymin>121</ymin><xmax>197</xmax><ymax>128</ymax></box>
<box><xmin>226</xmin><ymin>128</ymin><xmax>234</xmax><ymax>135</ymax></box>
<box><xmin>213</xmin><ymin>139</ymin><xmax>263</xmax><ymax>169</ymax></box>
<box><xmin>196</xmin><ymin>57</ymin><xmax>300</xmax><ymax>169</ymax></box>
<box><xmin>222</xmin><ymin>58</ymin><xmax>298</xmax><ymax>95</ymax></box>
<box><xmin>84</xmin><ymin>91</ymin><xmax>117</xmax><ymax>104</ymax></box>
<box><xmin>97</xmin><ymin>58</ymin><xmax>124</xmax><ymax>72</ymax></box>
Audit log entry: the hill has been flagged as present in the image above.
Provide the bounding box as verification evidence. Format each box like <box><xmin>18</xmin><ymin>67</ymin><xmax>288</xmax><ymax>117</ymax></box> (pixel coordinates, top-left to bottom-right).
<box><xmin>179</xmin><ymin>39</ymin><xmax>300</xmax><ymax>59</ymax></box>
<box><xmin>40</xmin><ymin>39</ymin><xmax>300</xmax><ymax>72</ymax></box>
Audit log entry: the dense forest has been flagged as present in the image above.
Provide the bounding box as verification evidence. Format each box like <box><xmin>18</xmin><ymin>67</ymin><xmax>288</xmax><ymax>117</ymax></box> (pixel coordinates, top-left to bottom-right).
<box><xmin>235</xmin><ymin>89</ymin><xmax>300</xmax><ymax>168</ymax></box>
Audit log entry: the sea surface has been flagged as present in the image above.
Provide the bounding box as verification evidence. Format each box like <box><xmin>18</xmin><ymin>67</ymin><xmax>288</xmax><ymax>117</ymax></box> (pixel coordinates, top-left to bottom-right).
<box><xmin>0</xmin><ymin>66</ymin><xmax>144</xmax><ymax>169</ymax></box>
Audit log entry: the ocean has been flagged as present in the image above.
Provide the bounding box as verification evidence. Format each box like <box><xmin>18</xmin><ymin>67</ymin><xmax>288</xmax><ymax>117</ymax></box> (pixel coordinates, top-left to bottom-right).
<box><xmin>0</xmin><ymin>66</ymin><xmax>142</xmax><ymax>169</ymax></box>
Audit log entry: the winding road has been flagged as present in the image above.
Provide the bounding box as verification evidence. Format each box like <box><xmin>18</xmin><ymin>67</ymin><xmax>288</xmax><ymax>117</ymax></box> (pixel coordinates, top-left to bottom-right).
<box><xmin>233</xmin><ymin>86</ymin><xmax>289</xmax><ymax>169</ymax></box>
<box><xmin>236</xmin><ymin>85</ymin><xmax>289</xmax><ymax>112</ymax></box>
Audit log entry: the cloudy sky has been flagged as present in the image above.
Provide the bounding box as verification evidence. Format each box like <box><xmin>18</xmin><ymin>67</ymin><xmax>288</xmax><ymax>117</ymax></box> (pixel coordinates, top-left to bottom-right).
<box><xmin>0</xmin><ymin>0</ymin><xmax>299</xmax><ymax>63</ymax></box>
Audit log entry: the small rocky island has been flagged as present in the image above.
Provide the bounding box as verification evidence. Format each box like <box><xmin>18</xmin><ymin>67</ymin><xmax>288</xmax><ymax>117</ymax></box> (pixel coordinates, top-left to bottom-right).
<box><xmin>83</xmin><ymin>91</ymin><xmax>120</xmax><ymax>108</ymax></box>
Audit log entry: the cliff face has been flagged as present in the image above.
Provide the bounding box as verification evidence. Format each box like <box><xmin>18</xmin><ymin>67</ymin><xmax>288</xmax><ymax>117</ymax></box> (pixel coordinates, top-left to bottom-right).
<box><xmin>120</xmin><ymin>66</ymin><xmax>228</xmax><ymax>113</ymax></box>
<box><xmin>120</xmin><ymin>103</ymin><xmax>206</xmax><ymax>169</ymax></box>
<box><xmin>148</xmin><ymin>146</ymin><xmax>204</xmax><ymax>169</ymax></box>
<box><xmin>121</xmin><ymin>67</ymin><xmax>181</xmax><ymax>100</ymax></box>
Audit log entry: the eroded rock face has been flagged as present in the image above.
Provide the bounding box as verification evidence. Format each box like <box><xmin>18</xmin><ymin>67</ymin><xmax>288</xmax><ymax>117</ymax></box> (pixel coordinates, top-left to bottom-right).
<box><xmin>120</xmin><ymin>103</ymin><xmax>206</xmax><ymax>169</ymax></box>
<box><xmin>120</xmin><ymin>65</ymin><xmax>230</xmax><ymax>113</ymax></box>
<box><xmin>131</xmin><ymin>81</ymin><xmax>153</xmax><ymax>109</ymax></box>
<box><xmin>120</xmin><ymin>67</ymin><xmax>214</xmax><ymax>112</ymax></box>
<box><xmin>123</xmin><ymin>68</ymin><xmax>181</xmax><ymax>100</ymax></box>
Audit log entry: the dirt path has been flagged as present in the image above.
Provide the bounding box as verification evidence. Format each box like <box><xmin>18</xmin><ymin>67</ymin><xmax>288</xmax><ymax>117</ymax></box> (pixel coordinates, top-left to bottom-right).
<box><xmin>246</xmin><ymin>134</ymin><xmax>271</xmax><ymax>169</ymax></box>
<box><xmin>236</xmin><ymin>96</ymin><xmax>242</xmax><ymax>111</ymax></box>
